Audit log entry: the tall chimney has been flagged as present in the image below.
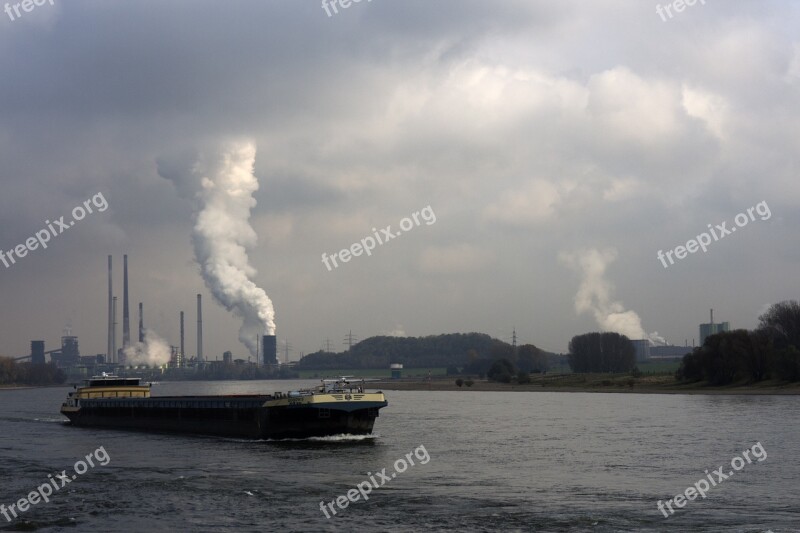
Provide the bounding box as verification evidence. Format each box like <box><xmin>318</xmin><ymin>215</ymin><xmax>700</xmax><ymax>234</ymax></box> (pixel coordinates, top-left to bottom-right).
<box><xmin>138</xmin><ymin>302</ymin><xmax>144</xmax><ymax>343</ymax></box>
<box><xmin>107</xmin><ymin>255</ymin><xmax>113</xmax><ymax>363</ymax></box>
<box><xmin>112</xmin><ymin>296</ymin><xmax>117</xmax><ymax>364</ymax></box>
<box><xmin>180</xmin><ymin>311</ymin><xmax>185</xmax><ymax>366</ymax></box>
<box><xmin>196</xmin><ymin>294</ymin><xmax>203</xmax><ymax>362</ymax></box>
<box><xmin>710</xmin><ymin>308</ymin><xmax>714</xmax><ymax>325</ymax></box>
<box><xmin>123</xmin><ymin>254</ymin><xmax>130</xmax><ymax>349</ymax></box>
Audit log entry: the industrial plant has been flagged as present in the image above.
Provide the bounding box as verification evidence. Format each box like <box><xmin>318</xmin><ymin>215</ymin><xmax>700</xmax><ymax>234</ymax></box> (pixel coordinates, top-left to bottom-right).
<box><xmin>12</xmin><ymin>255</ymin><xmax>285</xmax><ymax>381</ymax></box>
<box><xmin>629</xmin><ymin>309</ymin><xmax>731</xmax><ymax>363</ymax></box>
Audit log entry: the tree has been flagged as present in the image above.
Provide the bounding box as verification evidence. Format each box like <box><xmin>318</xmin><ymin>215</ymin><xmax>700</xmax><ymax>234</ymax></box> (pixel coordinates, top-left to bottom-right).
<box><xmin>518</xmin><ymin>344</ymin><xmax>548</xmax><ymax>373</ymax></box>
<box><xmin>0</xmin><ymin>357</ymin><xmax>19</xmax><ymax>384</ymax></box>
<box><xmin>487</xmin><ymin>358</ymin><xmax>515</xmax><ymax>383</ymax></box>
<box><xmin>517</xmin><ymin>370</ymin><xmax>531</xmax><ymax>384</ymax></box>
<box><xmin>568</xmin><ymin>332</ymin><xmax>635</xmax><ymax>373</ymax></box>
<box><xmin>772</xmin><ymin>345</ymin><xmax>800</xmax><ymax>382</ymax></box>
<box><xmin>758</xmin><ymin>300</ymin><xmax>800</xmax><ymax>351</ymax></box>
<box><xmin>742</xmin><ymin>329</ymin><xmax>771</xmax><ymax>382</ymax></box>
<box><xmin>455</xmin><ymin>378</ymin><xmax>464</xmax><ymax>387</ymax></box>
<box><xmin>489</xmin><ymin>341</ymin><xmax>514</xmax><ymax>363</ymax></box>
<box><xmin>676</xmin><ymin>330</ymin><xmax>751</xmax><ymax>385</ymax></box>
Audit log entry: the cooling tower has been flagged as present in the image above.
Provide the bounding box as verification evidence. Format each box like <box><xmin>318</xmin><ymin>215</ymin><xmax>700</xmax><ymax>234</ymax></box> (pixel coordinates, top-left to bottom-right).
<box><xmin>262</xmin><ymin>335</ymin><xmax>277</xmax><ymax>366</ymax></box>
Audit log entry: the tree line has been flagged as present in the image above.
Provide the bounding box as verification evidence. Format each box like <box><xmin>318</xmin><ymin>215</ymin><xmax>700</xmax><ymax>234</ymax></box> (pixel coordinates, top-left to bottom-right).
<box><xmin>0</xmin><ymin>358</ymin><xmax>66</xmax><ymax>386</ymax></box>
<box><xmin>676</xmin><ymin>300</ymin><xmax>800</xmax><ymax>384</ymax></box>
<box><xmin>162</xmin><ymin>364</ymin><xmax>298</xmax><ymax>381</ymax></box>
<box><xmin>470</xmin><ymin>342</ymin><xmax>550</xmax><ymax>382</ymax></box>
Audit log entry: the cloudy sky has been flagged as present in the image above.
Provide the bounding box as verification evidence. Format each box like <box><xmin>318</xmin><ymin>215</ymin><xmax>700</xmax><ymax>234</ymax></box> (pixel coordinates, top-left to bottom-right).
<box><xmin>1</xmin><ymin>0</ymin><xmax>798</xmax><ymax>361</ymax></box>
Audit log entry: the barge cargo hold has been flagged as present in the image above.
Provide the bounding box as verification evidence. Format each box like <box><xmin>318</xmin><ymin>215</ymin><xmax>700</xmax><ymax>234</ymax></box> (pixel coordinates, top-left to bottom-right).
<box><xmin>60</xmin><ymin>376</ymin><xmax>388</xmax><ymax>439</ymax></box>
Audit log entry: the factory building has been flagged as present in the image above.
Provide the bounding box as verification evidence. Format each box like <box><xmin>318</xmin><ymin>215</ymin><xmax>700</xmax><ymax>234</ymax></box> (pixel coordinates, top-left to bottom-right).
<box><xmin>699</xmin><ymin>309</ymin><xmax>729</xmax><ymax>345</ymax></box>
<box><xmin>650</xmin><ymin>345</ymin><xmax>693</xmax><ymax>359</ymax></box>
<box><xmin>390</xmin><ymin>363</ymin><xmax>403</xmax><ymax>379</ymax></box>
<box><xmin>30</xmin><ymin>341</ymin><xmax>45</xmax><ymax>365</ymax></box>
<box><xmin>51</xmin><ymin>335</ymin><xmax>80</xmax><ymax>367</ymax></box>
<box><xmin>170</xmin><ymin>345</ymin><xmax>184</xmax><ymax>368</ymax></box>
<box><xmin>631</xmin><ymin>339</ymin><xmax>651</xmax><ymax>362</ymax></box>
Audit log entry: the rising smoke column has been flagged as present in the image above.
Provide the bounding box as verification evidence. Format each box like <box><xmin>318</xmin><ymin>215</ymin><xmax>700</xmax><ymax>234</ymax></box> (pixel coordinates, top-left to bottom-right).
<box><xmin>559</xmin><ymin>248</ymin><xmax>648</xmax><ymax>341</ymax></box>
<box><xmin>159</xmin><ymin>140</ymin><xmax>276</xmax><ymax>357</ymax></box>
<box><xmin>123</xmin><ymin>329</ymin><xmax>172</xmax><ymax>367</ymax></box>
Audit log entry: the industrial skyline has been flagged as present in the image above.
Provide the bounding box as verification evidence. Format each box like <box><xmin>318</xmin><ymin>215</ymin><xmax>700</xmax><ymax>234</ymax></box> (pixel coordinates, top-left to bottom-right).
<box><xmin>0</xmin><ymin>1</ymin><xmax>797</xmax><ymax>362</ymax></box>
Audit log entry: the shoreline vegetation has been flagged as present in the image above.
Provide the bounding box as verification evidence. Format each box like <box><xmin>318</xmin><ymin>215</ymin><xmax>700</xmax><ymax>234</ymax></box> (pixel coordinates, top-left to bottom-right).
<box><xmin>2</xmin><ymin>374</ymin><xmax>797</xmax><ymax>395</ymax></box>
<box><xmin>368</xmin><ymin>374</ymin><xmax>800</xmax><ymax>395</ymax></box>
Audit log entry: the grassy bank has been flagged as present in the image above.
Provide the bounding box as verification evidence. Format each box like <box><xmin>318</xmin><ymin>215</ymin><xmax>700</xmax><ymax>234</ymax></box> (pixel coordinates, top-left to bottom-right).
<box><xmin>295</xmin><ymin>367</ymin><xmax>447</xmax><ymax>379</ymax></box>
<box><xmin>369</xmin><ymin>372</ymin><xmax>800</xmax><ymax>394</ymax></box>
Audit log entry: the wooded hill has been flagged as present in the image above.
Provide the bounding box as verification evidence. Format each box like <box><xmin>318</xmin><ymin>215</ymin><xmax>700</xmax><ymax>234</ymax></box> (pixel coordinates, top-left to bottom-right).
<box><xmin>295</xmin><ymin>333</ymin><xmax>551</xmax><ymax>370</ymax></box>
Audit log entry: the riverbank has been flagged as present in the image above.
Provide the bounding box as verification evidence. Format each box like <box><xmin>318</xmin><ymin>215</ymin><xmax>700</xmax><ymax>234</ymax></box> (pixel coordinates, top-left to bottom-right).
<box><xmin>369</xmin><ymin>373</ymin><xmax>800</xmax><ymax>395</ymax></box>
<box><xmin>0</xmin><ymin>384</ymin><xmax>65</xmax><ymax>390</ymax></box>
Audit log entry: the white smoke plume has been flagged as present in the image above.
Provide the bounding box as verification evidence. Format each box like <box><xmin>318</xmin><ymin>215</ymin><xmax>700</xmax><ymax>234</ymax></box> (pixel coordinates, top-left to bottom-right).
<box><xmin>123</xmin><ymin>329</ymin><xmax>172</xmax><ymax>367</ymax></box>
<box><xmin>559</xmin><ymin>248</ymin><xmax>650</xmax><ymax>341</ymax></box>
<box><xmin>158</xmin><ymin>139</ymin><xmax>276</xmax><ymax>357</ymax></box>
<box><xmin>648</xmin><ymin>331</ymin><xmax>667</xmax><ymax>346</ymax></box>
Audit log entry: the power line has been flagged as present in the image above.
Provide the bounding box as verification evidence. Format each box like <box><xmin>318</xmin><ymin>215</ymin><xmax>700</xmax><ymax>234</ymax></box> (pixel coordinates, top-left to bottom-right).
<box><xmin>344</xmin><ymin>330</ymin><xmax>358</xmax><ymax>351</ymax></box>
<box><xmin>322</xmin><ymin>338</ymin><xmax>333</xmax><ymax>353</ymax></box>
<box><xmin>281</xmin><ymin>340</ymin><xmax>292</xmax><ymax>364</ymax></box>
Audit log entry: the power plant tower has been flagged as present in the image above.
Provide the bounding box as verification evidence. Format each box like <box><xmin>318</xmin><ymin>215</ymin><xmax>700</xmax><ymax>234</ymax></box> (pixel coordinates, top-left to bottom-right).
<box><xmin>196</xmin><ymin>294</ymin><xmax>203</xmax><ymax>362</ymax></box>
<box><xmin>180</xmin><ymin>311</ymin><xmax>185</xmax><ymax>367</ymax></box>
<box><xmin>122</xmin><ymin>254</ymin><xmax>131</xmax><ymax>349</ymax></box>
<box><xmin>112</xmin><ymin>296</ymin><xmax>117</xmax><ymax>364</ymax></box>
<box><xmin>138</xmin><ymin>302</ymin><xmax>144</xmax><ymax>343</ymax></box>
<box><xmin>30</xmin><ymin>341</ymin><xmax>45</xmax><ymax>365</ymax></box>
<box><xmin>107</xmin><ymin>255</ymin><xmax>113</xmax><ymax>363</ymax></box>
<box><xmin>262</xmin><ymin>335</ymin><xmax>277</xmax><ymax>366</ymax></box>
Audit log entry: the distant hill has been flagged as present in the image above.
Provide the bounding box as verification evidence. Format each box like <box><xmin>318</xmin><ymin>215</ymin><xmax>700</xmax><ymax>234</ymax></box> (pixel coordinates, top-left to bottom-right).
<box><xmin>296</xmin><ymin>333</ymin><xmax>548</xmax><ymax>370</ymax></box>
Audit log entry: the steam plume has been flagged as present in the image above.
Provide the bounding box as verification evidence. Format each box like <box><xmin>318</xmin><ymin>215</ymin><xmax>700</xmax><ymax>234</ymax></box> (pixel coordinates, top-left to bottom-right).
<box><xmin>123</xmin><ymin>329</ymin><xmax>172</xmax><ymax>367</ymax></box>
<box><xmin>559</xmin><ymin>248</ymin><xmax>650</xmax><ymax>341</ymax></box>
<box><xmin>159</xmin><ymin>140</ymin><xmax>275</xmax><ymax>357</ymax></box>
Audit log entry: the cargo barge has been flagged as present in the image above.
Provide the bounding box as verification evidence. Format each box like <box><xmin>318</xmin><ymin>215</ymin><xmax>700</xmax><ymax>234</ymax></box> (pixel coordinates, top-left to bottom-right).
<box><xmin>60</xmin><ymin>375</ymin><xmax>387</xmax><ymax>439</ymax></box>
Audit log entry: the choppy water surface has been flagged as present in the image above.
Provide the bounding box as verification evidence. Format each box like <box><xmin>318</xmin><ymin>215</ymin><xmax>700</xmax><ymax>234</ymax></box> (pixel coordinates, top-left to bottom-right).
<box><xmin>1</xmin><ymin>380</ymin><xmax>797</xmax><ymax>532</ymax></box>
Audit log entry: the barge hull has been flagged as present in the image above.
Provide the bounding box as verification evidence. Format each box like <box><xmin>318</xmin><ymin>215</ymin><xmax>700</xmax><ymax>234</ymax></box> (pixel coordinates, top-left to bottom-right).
<box><xmin>62</xmin><ymin>395</ymin><xmax>383</xmax><ymax>439</ymax></box>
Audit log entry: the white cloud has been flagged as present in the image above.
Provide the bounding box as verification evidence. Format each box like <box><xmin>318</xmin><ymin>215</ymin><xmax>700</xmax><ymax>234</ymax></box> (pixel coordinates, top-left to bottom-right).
<box><xmin>483</xmin><ymin>179</ymin><xmax>562</xmax><ymax>227</ymax></box>
<box><xmin>682</xmin><ymin>84</ymin><xmax>729</xmax><ymax>140</ymax></box>
<box><xmin>418</xmin><ymin>244</ymin><xmax>492</xmax><ymax>274</ymax></box>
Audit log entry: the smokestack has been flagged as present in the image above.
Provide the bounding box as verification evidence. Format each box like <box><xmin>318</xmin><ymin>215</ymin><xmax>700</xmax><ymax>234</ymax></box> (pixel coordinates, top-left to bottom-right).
<box><xmin>138</xmin><ymin>302</ymin><xmax>144</xmax><ymax>343</ymax></box>
<box><xmin>196</xmin><ymin>294</ymin><xmax>203</xmax><ymax>362</ymax></box>
<box><xmin>112</xmin><ymin>296</ymin><xmax>117</xmax><ymax>364</ymax></box>
<box><xmin>262</xmin><ymin>335</ymin><xmax>277</xmax><ymax>366</ymax></box>
<box><xmin>107</xmin><ymin>255</ymin><xmax>113</xmax><ymax>363</ymax></box>
<box><xmin>710</xmin><ymin>308</ymin><xmax>714</xmax><ymax>325</ymax></box>
<box><xmin>123</xmin><ymin>254</ymin><xmax>130</xmax><ymax>349</ymax></box>
<box><xmin>180</xmin><ymin>311</ymin><xmax>185</xmax><ymax>366</ymax></box>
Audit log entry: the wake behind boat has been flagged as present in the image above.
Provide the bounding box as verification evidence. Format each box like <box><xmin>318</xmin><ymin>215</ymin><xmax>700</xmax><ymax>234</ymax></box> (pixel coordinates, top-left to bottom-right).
<box><xmin>60</xmin><ymin>375</ymin><xmax>388</xmax><ymax>439</ymax></box>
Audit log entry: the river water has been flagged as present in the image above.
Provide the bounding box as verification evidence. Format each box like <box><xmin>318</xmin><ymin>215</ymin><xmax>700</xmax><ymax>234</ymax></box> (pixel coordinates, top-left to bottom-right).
<box><xmin>0</xmin><ymin>380</ymin><xmax>797</xmax><ymax>532</ymax></box>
